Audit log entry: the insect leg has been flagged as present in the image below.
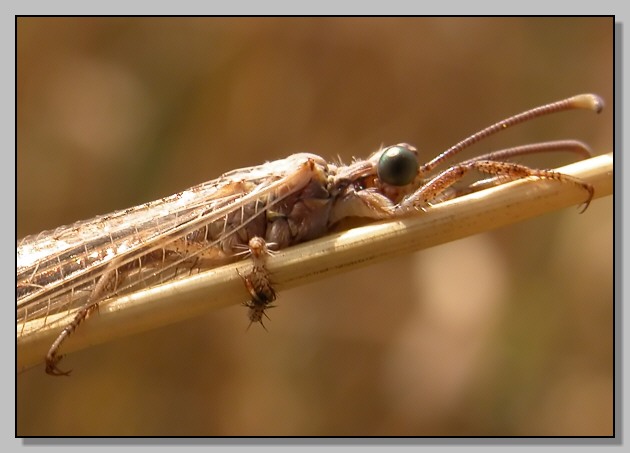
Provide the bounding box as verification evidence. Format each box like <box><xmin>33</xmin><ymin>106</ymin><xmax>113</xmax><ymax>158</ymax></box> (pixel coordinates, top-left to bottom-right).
<box><xmin>452</xmin><ymin>141</ymin><xmax>594</xmax><ymax>198</ymax></box>
<box><xmin>45</xmin><ymin>261</ymin><xmax>126</xmax><ymax>376</ymax></box>
<box><xmin>400</xmin><ymin>160</ymin><xmax>594</xmax><ymax>214</ymax></box>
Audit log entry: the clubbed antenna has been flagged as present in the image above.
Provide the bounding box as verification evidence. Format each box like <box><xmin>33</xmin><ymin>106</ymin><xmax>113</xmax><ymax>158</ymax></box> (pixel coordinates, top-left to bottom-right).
<box><xmin>418</xmin><ymin>94</ymin><xmax>604</xmax><ymax>176</ymax></box>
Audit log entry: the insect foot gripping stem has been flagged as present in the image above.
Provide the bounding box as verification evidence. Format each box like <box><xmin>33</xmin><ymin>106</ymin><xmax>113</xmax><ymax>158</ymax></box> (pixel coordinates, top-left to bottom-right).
<box><xmin>45</xmin><ymin>264</ymin><xmax>122</xmax><ymax>376</ymax></box>
<box><xmin>45</xmin><ymin>302</ymin><xmax>99</xmax><ymax>376</ymax></box>
<box><xmin>239</xmin><ymin>237</ymin><xmax>276</xmax><ymax>330</ymax></box>
<box><xmin>400</xmin><ymin>159</ymin><xmax>595</xmax><ymax>214</ymax></box>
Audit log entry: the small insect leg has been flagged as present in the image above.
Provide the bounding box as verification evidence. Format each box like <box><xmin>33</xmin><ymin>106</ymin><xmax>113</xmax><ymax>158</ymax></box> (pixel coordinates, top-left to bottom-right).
<box><xmin>239</xmin><ymin>237</ymin><xmax>276</xmax><ymax>329</ymax></box>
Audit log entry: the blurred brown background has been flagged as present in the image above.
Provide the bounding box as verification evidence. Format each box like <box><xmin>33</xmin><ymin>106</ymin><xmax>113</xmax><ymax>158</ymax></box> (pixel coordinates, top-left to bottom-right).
<box><xmin>17</xmin><ymin>17</ymin><xmax>613</xmax><ymax>436</ymax></box>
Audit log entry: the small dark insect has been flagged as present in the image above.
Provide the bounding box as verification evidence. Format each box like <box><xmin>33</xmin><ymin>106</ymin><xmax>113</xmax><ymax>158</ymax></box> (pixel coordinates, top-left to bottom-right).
<box><xmin>240</xmin><ymin>237</ymin><xmax>276</xmax><ymax>330</ymax></box>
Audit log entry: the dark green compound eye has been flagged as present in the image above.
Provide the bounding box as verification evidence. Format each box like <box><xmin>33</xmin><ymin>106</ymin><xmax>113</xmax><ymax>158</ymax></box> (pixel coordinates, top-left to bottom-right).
<box><xmin>377</xmin><ymin>144</ymin><xmax>419</xmax><ymax>186</ymax></box>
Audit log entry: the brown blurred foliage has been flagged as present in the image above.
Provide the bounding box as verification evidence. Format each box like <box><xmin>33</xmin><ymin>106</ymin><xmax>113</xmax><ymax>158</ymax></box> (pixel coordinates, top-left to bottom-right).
<box><xmin>17</xmin><ymin>17</ymin><xmax>613</xmax><ymax>436</ymax></box>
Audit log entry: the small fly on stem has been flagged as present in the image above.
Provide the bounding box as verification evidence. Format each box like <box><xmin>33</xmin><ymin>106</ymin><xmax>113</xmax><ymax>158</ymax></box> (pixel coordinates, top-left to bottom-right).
<box><xmin>16</xmin><ymin>93</ymin><xmax>603</xmax><ymax>375</ymax></box>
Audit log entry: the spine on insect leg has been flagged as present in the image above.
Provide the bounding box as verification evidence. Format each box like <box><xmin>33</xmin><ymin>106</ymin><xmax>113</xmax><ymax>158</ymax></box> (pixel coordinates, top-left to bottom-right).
<box><xmin>240</xmin><ymin>237</ymin><xmax>276</xmax><ymax>329</ymax></box>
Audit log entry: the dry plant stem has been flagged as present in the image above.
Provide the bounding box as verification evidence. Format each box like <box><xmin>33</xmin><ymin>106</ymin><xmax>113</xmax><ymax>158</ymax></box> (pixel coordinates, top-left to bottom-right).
<box><xmin>17</xmin><ymin>152</ymin><xmax>613</xmax><ymax>373</ymax></box>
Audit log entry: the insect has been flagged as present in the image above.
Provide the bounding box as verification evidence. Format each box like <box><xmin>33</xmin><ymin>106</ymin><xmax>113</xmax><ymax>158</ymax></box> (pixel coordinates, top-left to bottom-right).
<box><xmin>239</xmin><ymin>236</ymin><xmax>277</xmax><ymax>330</ymax></box>
<box><xmin>17</xmin><ymin>93</ymin><xmax>603</xmax><ymax>376</ymax></box>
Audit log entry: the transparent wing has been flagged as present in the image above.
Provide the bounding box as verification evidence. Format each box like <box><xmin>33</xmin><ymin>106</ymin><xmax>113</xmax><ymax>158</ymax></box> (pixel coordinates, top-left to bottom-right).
<box><xmin>17</xmin><ymin>153</ymin><xmax>326</xmax><ymax>327</ymax></box>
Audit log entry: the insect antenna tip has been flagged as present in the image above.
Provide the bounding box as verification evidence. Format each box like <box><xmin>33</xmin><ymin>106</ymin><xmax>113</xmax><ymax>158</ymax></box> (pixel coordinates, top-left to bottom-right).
<box><xmin>570</xmin><ymin>94</ymin><xmax>605</xmax><ymax>113</ymax></box>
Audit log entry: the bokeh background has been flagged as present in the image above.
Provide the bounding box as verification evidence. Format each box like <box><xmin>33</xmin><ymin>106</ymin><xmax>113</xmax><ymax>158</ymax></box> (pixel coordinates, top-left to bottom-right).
<box><xmin>17</xmin><ymin>17</ymin><xmax>613</xmax><ymax>436</ymax></box>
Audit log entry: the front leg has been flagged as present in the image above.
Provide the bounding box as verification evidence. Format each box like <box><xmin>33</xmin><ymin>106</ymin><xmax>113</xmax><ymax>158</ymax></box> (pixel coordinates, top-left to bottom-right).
<box><xmin>398</xmin><ymin>160</ymin><xmax>594</xmax><ymax>214</ymax></box>
<box><xmin>328</xmin><ymin>187</ymin><xmax>396</xmax><ymax>225</ymax></box>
